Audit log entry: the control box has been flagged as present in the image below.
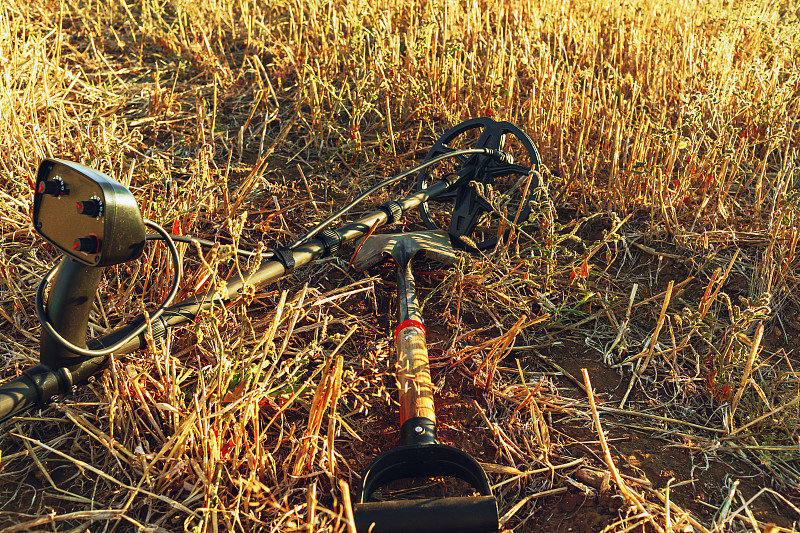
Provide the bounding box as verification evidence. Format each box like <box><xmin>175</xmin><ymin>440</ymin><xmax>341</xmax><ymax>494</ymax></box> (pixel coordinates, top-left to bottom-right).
<box><xmin>33</xmin><ymin>159</ymin><xmax>146</xmax><ymax>266</ymax></box>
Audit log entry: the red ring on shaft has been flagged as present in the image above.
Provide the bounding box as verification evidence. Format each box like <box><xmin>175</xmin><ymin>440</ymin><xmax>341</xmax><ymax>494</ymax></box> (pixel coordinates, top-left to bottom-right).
<box><xmin>394</xmin><ymin>319</ymin><xmax>426</xmax><ymax>340</ymax></box>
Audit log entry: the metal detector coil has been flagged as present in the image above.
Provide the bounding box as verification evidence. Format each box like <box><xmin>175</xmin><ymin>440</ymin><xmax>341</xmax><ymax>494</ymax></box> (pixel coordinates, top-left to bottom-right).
<box><xmin>417</xmin><ymin>116</ymin><xmax>542</xmax><ymax>251</ymax></box>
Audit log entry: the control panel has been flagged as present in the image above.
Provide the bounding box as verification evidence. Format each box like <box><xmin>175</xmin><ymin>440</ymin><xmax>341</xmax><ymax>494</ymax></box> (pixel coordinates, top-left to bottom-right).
<box><xmin>33</xmin><ymin>159</ymin><xmax>146</xmax><ymax>266</ymax></box>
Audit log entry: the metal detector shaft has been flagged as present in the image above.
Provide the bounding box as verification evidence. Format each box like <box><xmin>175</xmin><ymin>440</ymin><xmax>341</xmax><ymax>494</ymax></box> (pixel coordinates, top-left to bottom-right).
<box><xmin>94</xmin><ymin>175</ymin><xmax>455</xmax><ymax>352</ymax></box>
<box><xmin>352</xmin><ymin>231</ymin><xmax>498</xmax><ymax>533</ymax></box>
<box><xmin>352</xmin><ymin>230</ymin><xmax>456</xmax><ymax>444</ymax></box>
<box><xmin>0</xmin><ymin>176</ymin><xmax>456</xmax><ymax>423</ymax></box>
<box><xmin>393</xmin><ymin>238</ymin><xmax>440</xmax><ymax>443</ymax></box>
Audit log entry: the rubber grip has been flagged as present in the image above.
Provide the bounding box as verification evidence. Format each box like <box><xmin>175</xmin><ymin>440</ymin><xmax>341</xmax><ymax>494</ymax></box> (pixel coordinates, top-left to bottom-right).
<box><xmin>354</xmin><ymin>496</ymin><xmax>498</xmax><ymax>533</ymax></box>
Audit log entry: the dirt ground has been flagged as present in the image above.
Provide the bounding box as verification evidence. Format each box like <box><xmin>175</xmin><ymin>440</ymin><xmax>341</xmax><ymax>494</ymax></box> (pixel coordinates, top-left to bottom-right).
<box><xmin>531</xmin><ymin>342</ymin><xmax>797</xmax><ymax>532</ymax></box>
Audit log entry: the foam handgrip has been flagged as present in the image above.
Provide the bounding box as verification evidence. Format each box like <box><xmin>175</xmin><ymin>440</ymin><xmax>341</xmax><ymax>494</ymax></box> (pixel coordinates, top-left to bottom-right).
<box><xmin>353</xmin><ymin>496</ymin><xmax>498</xmax><ymax>533</ymax></box>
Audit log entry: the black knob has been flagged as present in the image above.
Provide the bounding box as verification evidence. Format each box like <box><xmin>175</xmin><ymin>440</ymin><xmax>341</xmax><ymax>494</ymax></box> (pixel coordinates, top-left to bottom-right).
<box><xmin>73</xmin><ymin>235</ymin><xmax>101</xmax><ymax>254</ymax></box>
<box><xmin>38</xmin><ymin>179</ymin><xmax>67</xmax><ymax>197</ymax></box>
<box><xmin>76</xmin><ymin>199</ymin><xmax>103</xmax><ymax>217</ymax></box>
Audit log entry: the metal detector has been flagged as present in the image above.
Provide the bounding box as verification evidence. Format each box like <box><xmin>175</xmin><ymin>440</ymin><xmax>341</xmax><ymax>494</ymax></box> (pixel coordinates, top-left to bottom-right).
<box><xmin>0</xmin><ymin>117</ymin><xmax>541</xmax><ymax>431</ymax></box>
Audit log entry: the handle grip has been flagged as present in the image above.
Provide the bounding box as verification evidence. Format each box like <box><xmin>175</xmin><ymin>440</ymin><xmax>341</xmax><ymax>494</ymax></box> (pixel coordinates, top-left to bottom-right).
<box><xmin>356</xmin><ymin>444</ymin><xmax>498</xmax><ymax>533</ymax></box>
<box><xmin>354</xmin><ymin>496</ymin><xmax>498</xmax><ymax>533</ymax></box>
<box><xmin>39</xmin><ymin>257</ymin><xmax>103</xmax><ymax>368</ymax></box>
<box><xmin>395</xmin><ymin>325</ymin><xmax>436</xmax><ymax>425</ymax></box>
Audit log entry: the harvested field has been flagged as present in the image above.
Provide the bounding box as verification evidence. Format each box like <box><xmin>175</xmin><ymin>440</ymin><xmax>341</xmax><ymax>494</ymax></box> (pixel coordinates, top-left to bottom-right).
<box><xmin>1</xmin><ymin>0</ymin><xmax>799</xmax><ymax>531</ymax></box>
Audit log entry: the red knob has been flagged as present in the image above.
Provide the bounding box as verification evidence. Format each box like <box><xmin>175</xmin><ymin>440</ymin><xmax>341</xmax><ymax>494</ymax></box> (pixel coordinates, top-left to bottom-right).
<box><xmin>76</xmin><ymin>199</ymin><xmax>103</xmax><ymax>217</ymax></box>
<box><xmin>73</xmin><ymin>234</ymin><xmax>101</xmax><ymax>254</ymax></box>
<box><xmin>38</xmin><ymin>179</ymin><xmax>66</xmax><ymax>197</ymax></box>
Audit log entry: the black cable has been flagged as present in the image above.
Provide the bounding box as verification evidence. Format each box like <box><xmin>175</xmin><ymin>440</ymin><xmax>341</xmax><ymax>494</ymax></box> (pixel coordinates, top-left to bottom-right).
<box><xmin>146</xmin><ymin>234</ymin><xmax>272</xmax><ymax>259</ymax></box>
<box><xmin>35</xmin><ymin>220</ymin><xmax>182</xmax><ymax>357</ymax></box>
<box><xmin>145</xmin><ymin>147</ymin><xmax>510</xmax><ymax>258</ymax></box>
<box><xmin>289</xmin><ymin>147</ymin><xmax>508</xmax><ymax>249</ymax></box>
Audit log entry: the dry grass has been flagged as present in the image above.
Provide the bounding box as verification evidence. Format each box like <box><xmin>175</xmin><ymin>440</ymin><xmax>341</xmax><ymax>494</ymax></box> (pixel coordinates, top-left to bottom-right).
<box><xmin>1</xmin><ymin>0</ymin><xmax>799</xmax><ymax>531</ymax></box>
